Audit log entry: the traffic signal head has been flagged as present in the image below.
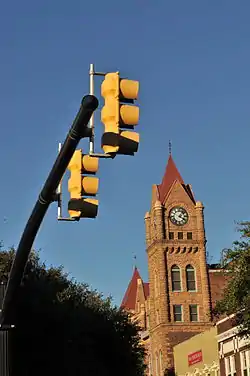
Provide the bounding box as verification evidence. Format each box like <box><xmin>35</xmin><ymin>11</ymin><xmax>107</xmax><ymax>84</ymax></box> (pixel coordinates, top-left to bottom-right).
<box><xmin>101</xmin><ymin>72</ymin><xmax>140</xmax><ymax>156</ymax></box>
<box><xmin>67</xmin><ymin>150</ymin><xmax>99</xmax><ymax>219</ymax></box>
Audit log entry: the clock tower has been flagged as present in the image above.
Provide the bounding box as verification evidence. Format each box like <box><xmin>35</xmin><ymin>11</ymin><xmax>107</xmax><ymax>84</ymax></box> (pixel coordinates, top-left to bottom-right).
<box><xmin>144</xmin><ymin>154</ymin><xmax>212</xmax><ymax>372</ymax></box>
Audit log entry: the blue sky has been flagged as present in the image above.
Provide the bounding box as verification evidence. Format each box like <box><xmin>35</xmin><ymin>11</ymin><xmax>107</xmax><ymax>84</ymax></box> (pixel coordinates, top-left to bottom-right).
<box><xmin>0</xmin><ymin>0</ymin><xmax>250</xmax><ymax>306</ymax></box>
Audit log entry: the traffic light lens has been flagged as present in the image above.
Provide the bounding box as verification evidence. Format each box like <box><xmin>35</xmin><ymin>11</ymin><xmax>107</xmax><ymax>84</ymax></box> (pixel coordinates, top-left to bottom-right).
<box><xmin>82</xmin><ymin>155</ymin><xmax>99</xmax><ymax>174</ymax></box>
<box><xmin>120</xmin><ymin>79</ymin><xmax>139</xmax><ymax>100</ymax></box>
<box><xmin>82</xmin><ymin>176</ymin><xmax>99</xmax><ymax>196</ymax></box>
<box><xmin>120</xmin><ymin>105</ymin><xmax>139</xmax><ymax>126</ymax></box>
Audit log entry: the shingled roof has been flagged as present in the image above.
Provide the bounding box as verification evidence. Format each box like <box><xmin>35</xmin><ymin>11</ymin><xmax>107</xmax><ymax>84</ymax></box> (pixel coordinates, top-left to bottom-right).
<box><xmin>121</xmin><ymin>267</ymin><xmax>149</xmax><ymax>310</ymax></box>
<box><xmin>158</xmin><ymin>154</ymin><xmax>195</xmax><ymax>204</ymax></box>
<box><xmin>158</xmin><ymin>155</ymin><xmax>184</xmax><ymax>204</ymax></box>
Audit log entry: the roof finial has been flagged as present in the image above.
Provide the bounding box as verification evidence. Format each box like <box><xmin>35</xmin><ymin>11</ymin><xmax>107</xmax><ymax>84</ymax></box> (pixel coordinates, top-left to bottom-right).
<box><xmin>169</xmin><ymin>140</ymin><xmax>172</xmax><ymax>156</ymax></box>
<box><xmin>133</xmin><ymin>254</ymin><xmax>137</xmax><ymax>269</ymax></box>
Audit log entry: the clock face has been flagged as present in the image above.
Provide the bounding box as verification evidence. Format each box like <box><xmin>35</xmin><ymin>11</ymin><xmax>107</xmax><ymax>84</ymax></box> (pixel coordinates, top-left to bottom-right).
<box><xmin>169</xmin><ymin>207</ymin><xmax>188</xmax><ymax>226</ymax></box>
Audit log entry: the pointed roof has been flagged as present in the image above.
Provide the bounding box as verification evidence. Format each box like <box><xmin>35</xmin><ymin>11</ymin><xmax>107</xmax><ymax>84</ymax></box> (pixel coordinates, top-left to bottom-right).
<box><xmin>121</xmin><ymin>267</ymin><xmax>149</xmax><ymax>310</ymax></box>
<box><xmin>121</xmin><ymin>267</ymin><xmax>141</xmax><ymax>310</ymax></box>
<box><xmin>158</xmin><ymin>155</ymin><xmax>184</xmax><ymax>204</ymax></box>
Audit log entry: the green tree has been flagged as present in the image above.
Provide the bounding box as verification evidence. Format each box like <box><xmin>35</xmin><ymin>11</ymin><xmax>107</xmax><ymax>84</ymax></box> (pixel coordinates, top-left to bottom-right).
<box><xmin>0</xmin><ymin>249</ymin><xmax>146</xmax><ymax>376</ymax></box>
<box><xmin>214</xmin><ymin>221</ymin><xmax>250</xmax><ymax>337</ymax></box>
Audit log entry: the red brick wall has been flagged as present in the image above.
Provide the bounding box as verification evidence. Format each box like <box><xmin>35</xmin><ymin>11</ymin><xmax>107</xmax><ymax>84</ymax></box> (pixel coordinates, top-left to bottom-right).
<box><xmin>209</xmin><ymin>270</ymin><xmax>229</xmax><ymax>311</ymax></box>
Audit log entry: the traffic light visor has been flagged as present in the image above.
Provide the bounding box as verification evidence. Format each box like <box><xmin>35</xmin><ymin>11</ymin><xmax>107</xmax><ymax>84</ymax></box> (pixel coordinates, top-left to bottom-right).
<box><xmin>119</xmin><ymin>131</ymin><xmax>140</xmax><ymax>155</ymax></box>
<box><xmin>68</xmin><ymin>198</ymin><xmax>98</xmax><ymax>219</ymax></box>
<box><xmin>82</xmin><ymin>155</ymin><xmax>99</xmax><ymax>174</ymax></box>
<box><xmin>120</xmin><ymin>105</ymin><xmax>139</xmax><ymax>126</ymax></box>
<box><xmin>120</xmin><ymin>79</ymin><xmax>139</xmax><ymax>100</ymax></box>
<box><xmin>82</xmin><ymin>176</ymin><xmax>99</xmax><ymax>196</ymax></box>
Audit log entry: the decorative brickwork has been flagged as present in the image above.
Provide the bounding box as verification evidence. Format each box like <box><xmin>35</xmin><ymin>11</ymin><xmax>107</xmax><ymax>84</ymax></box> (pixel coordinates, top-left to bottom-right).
<box><xmin>121</xmin><ymin>155</ymin><xmax>227</xmax><ymax>375</ymax></box>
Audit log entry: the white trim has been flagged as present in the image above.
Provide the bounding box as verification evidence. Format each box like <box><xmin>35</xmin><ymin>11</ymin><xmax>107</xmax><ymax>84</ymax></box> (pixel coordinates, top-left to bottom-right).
<box><xmin>225</xmin><ymin>354</ymin><xmax>236</xmax><ymax>376</ymax></box>
<box><xmin>208</xmin><ymin>269</ymin><xmax>224</xmax><ymax>273</ymax></box>
<box><xmin>217</xmin><ymin>326</ymin><xmax>240</xmax><ymax>342</ymax></box>
<box><xmin>216</xmin><ymin>313</ymin><xmax>236</xmax><ymax>325</ymax></box>
<box><xmin>240</xmin><ymin>349</ymin><xmax>250</xmax><ymax>376</ymax></box>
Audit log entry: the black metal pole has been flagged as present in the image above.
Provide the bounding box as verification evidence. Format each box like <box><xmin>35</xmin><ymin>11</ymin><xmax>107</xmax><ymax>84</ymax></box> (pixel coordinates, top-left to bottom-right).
<box><xmin>1</xmin><ymin>94</ymin><xmax>98</xmax><ymax>327</ymax></box>
<box><xmin>0</xmin><ymin>328</ymin><xmax>9</xmax><ymax>376</ymax></box>
<box><xmin>0</xmin><ymin>281</ymin><xmax>10</xmax><ymax>376</ymax></box>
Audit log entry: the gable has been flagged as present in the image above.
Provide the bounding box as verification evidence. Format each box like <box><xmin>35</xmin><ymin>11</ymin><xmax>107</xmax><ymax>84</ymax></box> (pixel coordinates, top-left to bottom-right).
<box><xmin>164</xmin><ymin>179</ymin><xmax>196</xmax><ymax>208</ymax></box>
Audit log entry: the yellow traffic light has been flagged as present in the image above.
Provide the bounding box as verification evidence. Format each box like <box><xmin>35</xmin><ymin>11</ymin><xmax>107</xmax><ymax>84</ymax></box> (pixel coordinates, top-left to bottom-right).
<box><xmin>67</xmin><ymin>149</ymin><xmax>99</xmax><ymax>219</ymax></box>
<box><xmin>101</xmin><ymin>72</ymin><xmax>140</xmax><ymax>156</ymax></box>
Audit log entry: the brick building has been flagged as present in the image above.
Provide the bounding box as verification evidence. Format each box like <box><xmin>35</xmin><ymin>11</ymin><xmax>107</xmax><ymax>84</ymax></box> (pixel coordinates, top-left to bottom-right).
<box><xmin>217</xmin><ymin>314</ymin><xmax>250</xmax><ymax>376</ymax></box>
<box><xmin>121</xmin><ymin>154</ymin><xmax>228</xmax><ymax>375</ymax></box>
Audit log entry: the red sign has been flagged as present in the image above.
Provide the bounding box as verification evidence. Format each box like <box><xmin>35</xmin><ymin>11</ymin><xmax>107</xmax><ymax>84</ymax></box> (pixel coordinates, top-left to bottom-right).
<box><xmin>188</xmin><ymin>350</ymin><xmax>203</xmax><ymax>366</ymax></box>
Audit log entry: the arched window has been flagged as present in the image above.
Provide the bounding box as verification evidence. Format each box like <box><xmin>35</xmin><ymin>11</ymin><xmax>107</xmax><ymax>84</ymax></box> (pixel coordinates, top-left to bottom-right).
<box><xmin>186</xmin><ymin>264</ymin><xmax>196</xmax><ymax>291</ymax></box>
<box><xmin>171</xmin><ymin>265</ymin><xmax>181</xmax><ymax>291</ymax></box>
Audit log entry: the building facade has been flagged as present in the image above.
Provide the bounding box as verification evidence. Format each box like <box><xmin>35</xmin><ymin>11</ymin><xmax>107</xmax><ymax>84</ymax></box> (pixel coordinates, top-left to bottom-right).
<box><xmin>121</xmin><ymin>154</ymin><xmax>228</xmax><ymax>374</ymax></box>
<box><xmin>217</xmin><ymin>315</ymin><xmax>250</xmax><ymax>376</ymax></box>
<box><xmin>173</xmin><ymin>326</ymin><xmax>220</xmax><ymax>375</ymax></box>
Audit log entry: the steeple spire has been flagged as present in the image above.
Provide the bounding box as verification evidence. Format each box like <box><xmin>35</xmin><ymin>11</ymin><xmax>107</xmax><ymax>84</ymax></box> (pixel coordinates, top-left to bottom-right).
<box><xmin>157</xmin><ymin>151</ymin><xmax>184</xmax><ymax>204</ymax></box>
<box><xmin>121</xmin><ymin>266</ymin><xmax>149</xmax><ymax>310</ymax></box>
<box><xmin>133</xmin><ymin>254</ymin><xmax>137</xmax><ymax>269</ymax></box>
<box><xmin>121</xmin><ymin>267</ymin><xmax>140</xmax><ymax>309</ymax></box>
<box><xmin>168</xmin><ymin>140</ymin><xmax>172</xmax><ymax>156</ymax></box>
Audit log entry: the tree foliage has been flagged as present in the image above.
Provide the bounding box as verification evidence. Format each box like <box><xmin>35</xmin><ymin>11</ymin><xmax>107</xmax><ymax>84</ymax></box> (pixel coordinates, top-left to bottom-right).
<box><xmin>0</xmin><ymin>249</ymin><xmax>146</xmax><ymax>376</ymax></box>
<box><xmin>214</xmin><ymin>221</ymin><xmax>250</xmax><ymax>336</ymax></box>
